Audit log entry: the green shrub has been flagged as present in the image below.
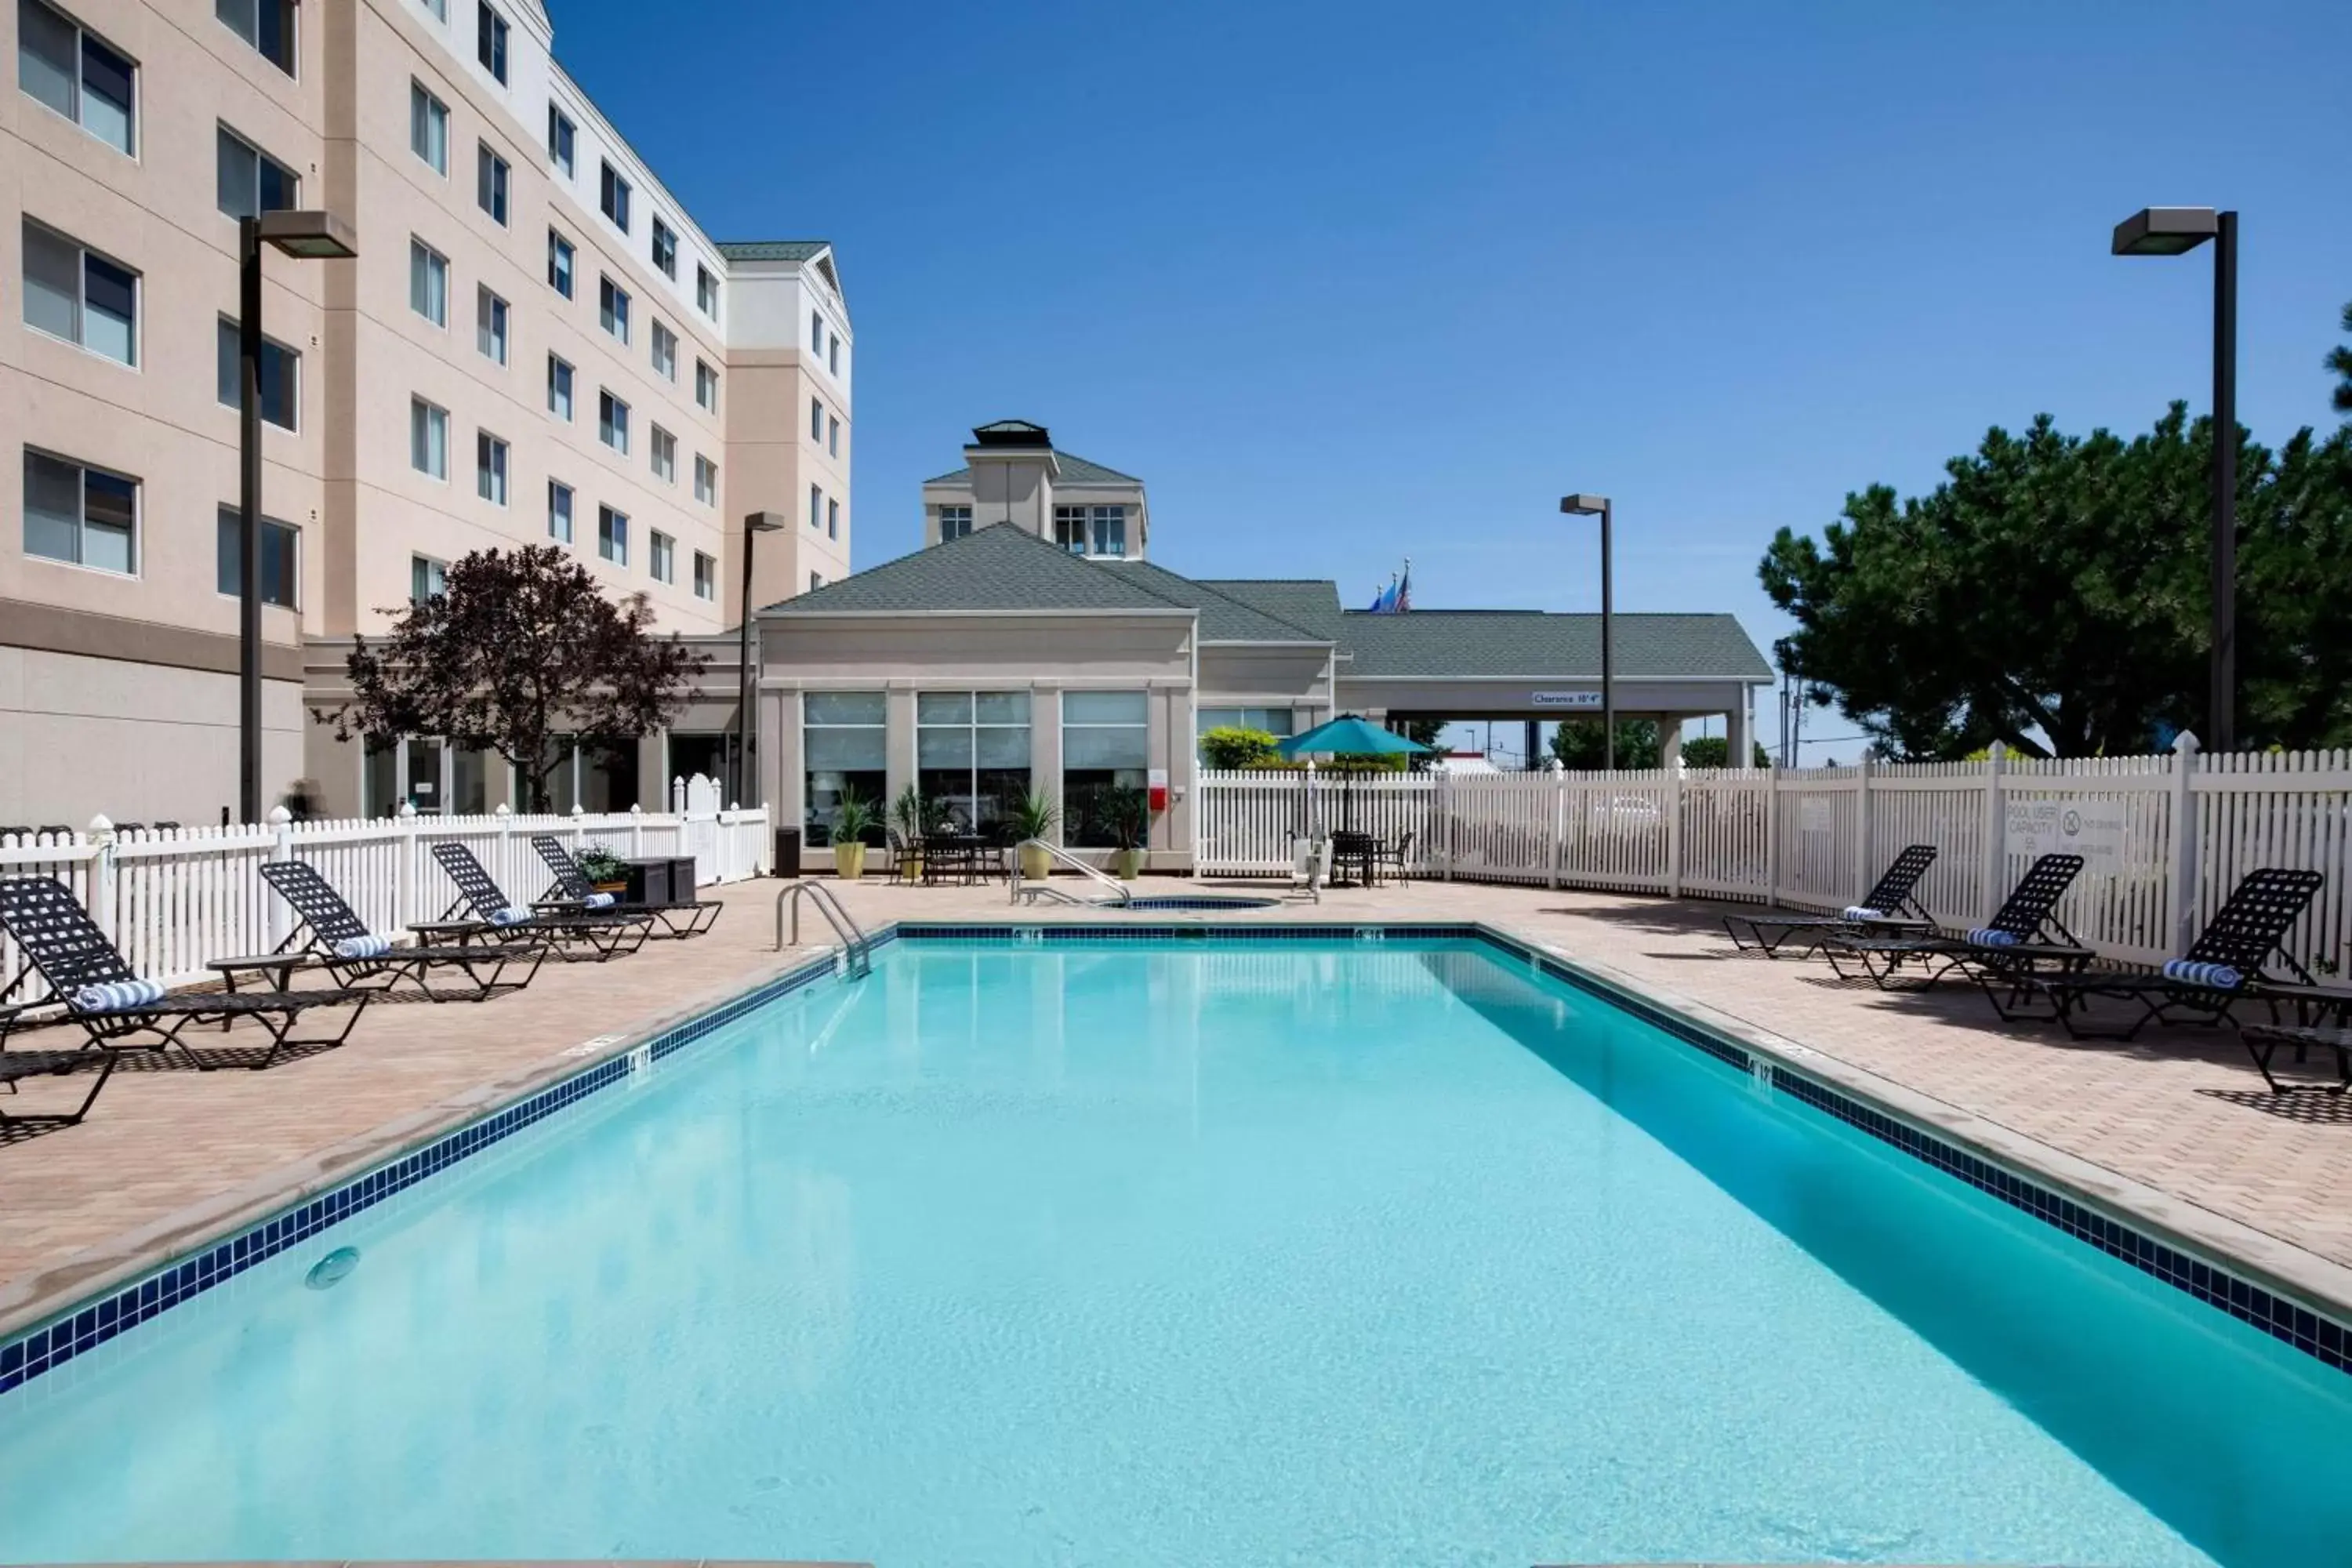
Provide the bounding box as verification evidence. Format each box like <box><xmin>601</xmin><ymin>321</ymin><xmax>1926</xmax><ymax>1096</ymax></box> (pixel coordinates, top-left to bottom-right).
<box><xmin>1200</xmin><ymin>726</ymin><xmax>1283</xmax><ymax>769</ymax></box>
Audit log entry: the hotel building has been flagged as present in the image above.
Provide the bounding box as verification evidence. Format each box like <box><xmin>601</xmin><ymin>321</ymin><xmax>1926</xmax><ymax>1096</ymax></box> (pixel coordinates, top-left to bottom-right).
<box><xmin>4</xmin><ymin>0</ymin><xmax>850</xmax><ymax>826</ymax></box>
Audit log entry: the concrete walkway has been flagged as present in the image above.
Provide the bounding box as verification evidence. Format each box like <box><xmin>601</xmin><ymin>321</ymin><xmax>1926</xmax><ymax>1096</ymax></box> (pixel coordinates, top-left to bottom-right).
<box><xmin>2</xmin><ymin>875</ymin><xmax>2347</xmax><ymax>1338</ymax></box>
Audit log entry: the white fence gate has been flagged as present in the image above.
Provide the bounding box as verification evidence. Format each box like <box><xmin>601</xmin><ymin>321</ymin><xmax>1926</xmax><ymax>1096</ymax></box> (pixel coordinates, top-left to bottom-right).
<box><xmin>1</xmin><ymin>800</ymin><xmax>770</xmax><ymax>1003</ymax></box>
<box><xmin>1197</xmin><ymin>739</ymin><xmax>2352</xmax><ymax>973</ymax></box>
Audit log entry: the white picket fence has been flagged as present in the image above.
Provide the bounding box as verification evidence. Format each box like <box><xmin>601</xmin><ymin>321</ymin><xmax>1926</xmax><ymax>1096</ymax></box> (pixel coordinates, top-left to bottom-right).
<box><xmin>1199</xmin><ymin>738</ymin><xmax>2352</xmax><ymax>972</ymax></box>
<box><xmin>0</xmin><ymin>795</ymin><xmax>770</xmax><ymax>1003</ymax></box>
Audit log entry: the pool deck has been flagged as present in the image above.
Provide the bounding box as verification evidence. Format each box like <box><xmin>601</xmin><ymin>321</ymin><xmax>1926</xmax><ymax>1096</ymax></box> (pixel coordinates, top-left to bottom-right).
<box><xmin>3</xmin><ymin>875</ymin><xmax>2349</xmax><ymax>1345</ymax></box>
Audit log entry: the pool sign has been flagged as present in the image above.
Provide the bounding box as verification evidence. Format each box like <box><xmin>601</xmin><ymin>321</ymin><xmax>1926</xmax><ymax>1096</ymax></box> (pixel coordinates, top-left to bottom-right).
<box><xmin>2005</xmin><ymin>798</ymin><xmax>2127</xmax><ymax>870</ymax></box>
<box><xmin>1530</xmin><ymin>691</ymin><xmax>1603</xmax><ymax>710</ymax></box>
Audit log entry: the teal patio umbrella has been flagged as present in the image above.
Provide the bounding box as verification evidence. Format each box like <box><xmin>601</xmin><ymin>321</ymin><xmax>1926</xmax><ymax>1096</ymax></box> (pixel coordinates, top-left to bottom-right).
<box><xmin>1279</xmin><ymin>716</ymin><xmax>1432</xmax><ymax>833</ymax></box>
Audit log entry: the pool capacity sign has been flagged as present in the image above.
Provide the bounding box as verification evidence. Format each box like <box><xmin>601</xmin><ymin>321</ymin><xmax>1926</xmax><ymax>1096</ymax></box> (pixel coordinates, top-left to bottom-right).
<box><xmin>2005</xmin><ymin>798</ymin><xmax>2127</xmax><ymax>871</ymax></box>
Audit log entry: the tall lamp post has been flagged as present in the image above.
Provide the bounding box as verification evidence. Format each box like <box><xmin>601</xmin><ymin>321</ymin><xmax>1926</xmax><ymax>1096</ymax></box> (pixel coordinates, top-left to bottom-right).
<box><xmin>735</xmin><ymin>512</ymin><xmax>786</xmax><ymax>808</ymax></box>
<box><xmin>1560</xmin><ymin>494</ymin><xmax>1615</xmax><ymax>770</ymax></box>
<box><xmin>2111</xmin><ymin>205</ymin><xmax>2237</xmax><ymax>753</ymax></box>
<box><xmin>238</xmin><ymin>208</ymin><xmax>357</xmax><ymax>824</ymax></box>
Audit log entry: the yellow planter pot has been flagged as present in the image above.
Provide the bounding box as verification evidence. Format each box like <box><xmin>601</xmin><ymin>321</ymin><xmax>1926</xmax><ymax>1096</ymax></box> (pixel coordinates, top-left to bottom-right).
<box><xmin>1018</xmin><ymin>844</ymin><xmax>1054</xmax><ymax>884</ymax></box>
<box><xmin>835</xmin><ymin>843</ymin><xmax>867</xmax><ymax>880</ymax></box>
<box><xmin>1114</xmin><ymin>849</ymin><xmax>1143</xmax><ymax>880</ymax></box>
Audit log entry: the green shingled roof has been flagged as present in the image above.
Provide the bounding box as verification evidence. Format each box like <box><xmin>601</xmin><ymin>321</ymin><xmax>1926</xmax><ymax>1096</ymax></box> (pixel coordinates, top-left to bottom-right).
<box><xmin>715</xmin><ymin>240</ymin><xmax>830</xmax><ymax>261</ymax></box>
<box><xmin>924</xmin><ymin>451</ymin><xmax>1145</xmax><ymax>487</ymax></box>
<box><xmin>1199</xmin><ymin>580</ymin><xmax>1346</xmax><ymax>639</ymax></box>
<box><xmin>1114</xmin><ymin>562</ymin><xmax>1334</xmax><ymax>644</ymax></box>
<box><xmin>764</xmin><ymin>522</ymin><xmax>1191</xmax><ymax>617</ymax></box>
<box><xmin>1334</xmin><ymin>611</ymin><xmax>1773</xmax><ymax>681</ymax></box>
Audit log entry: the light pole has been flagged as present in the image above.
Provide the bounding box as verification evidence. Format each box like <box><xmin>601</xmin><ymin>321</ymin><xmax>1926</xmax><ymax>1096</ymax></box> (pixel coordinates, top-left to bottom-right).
<box><xmin>2112</xmin><ymin>205</ymin><xmax>2237</xmax><ymax>753</ymax></box>
<box><xmin>1560</xmin><ymin>494</ymin><xmax>1615</xmax><ymax>770</ymax></box>
<box><xmin>735</xmin><ymin>511</ymin><xmax>786</xmax><ymax>808</ymax></box>
<box><xmin>238</xmin><ymin>208</ymin><xmax>356</xmax><ymax>824</ymax></box>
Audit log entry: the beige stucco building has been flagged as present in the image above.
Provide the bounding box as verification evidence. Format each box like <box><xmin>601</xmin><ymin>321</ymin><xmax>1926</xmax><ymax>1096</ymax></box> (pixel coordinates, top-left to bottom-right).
<box><xmin>4</xmin><ymin>0</ymin><xmax>849</xmax><ymax>827</ymax></box>
<box><xmin>758</xmin><ymin>421</ymin><xmax>1771</xmax><ymax>873</ymax></box>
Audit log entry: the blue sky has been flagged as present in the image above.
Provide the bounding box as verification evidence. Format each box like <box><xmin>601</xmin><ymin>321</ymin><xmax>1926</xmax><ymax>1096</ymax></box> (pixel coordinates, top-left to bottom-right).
<box><xmin>555</xmin><ymin>0</ymin><xmax>2350</xmax><ymax>760</ymax></box>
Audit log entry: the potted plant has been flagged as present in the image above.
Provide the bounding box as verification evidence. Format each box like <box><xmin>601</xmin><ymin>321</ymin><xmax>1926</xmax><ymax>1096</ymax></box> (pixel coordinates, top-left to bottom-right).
<box><xmin>1107</xmin><ymin>786</ymin><xmax>1151</xmax><ymax>880</ymax></box>
<box><xmin>575</xmin><ymin>845</ymin><xmax>630</xmax><ymax>895</ymax></box>
<box><xmin>890</xmin><ymin>784</ymin><xmax>929</xmax><ymax>884</ymax></box>
<box><xmin>1006</xmin><ymin>785</ymin><xmax>1060</xmax><ymax>884</ymax></box>
<box><xmin>831</xmin><ymin>789</ymin><xmax>877</xmax><ymax>880</ymax></box>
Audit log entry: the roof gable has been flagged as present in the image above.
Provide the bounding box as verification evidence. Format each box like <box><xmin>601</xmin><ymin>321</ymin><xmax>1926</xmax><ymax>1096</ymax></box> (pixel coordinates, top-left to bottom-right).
<box><xmin>762</xmin><ymin>522</ymin><xmax>1192</xmax><ymax>616</ymax></box>
<box><xmin>924</xmin><ymin>448</ymin><xmax>1145</xmax><ymax>488</ymax></box>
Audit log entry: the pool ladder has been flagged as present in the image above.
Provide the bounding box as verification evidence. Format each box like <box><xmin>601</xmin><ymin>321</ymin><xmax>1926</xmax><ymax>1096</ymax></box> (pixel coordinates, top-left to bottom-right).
<box><xmin>774</xmin><ymin>880</ymin><xmax>875</xmax><ymax>978</ymax></box>
<box><xmin>1009</xmin><ymin>839</ymin><xmax>1132</xmax><ymax>908</ymax></box>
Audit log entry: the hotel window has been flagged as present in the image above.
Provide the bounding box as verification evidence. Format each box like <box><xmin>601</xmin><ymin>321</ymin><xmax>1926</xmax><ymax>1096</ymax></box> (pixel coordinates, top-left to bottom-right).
<box><xmin>419</xmin><ymin>0</ymin><xmax>444</xmax><ymax>17</ymax></box>
<box><xmin>546</xmin><ymin>229</ymin><xmax>574</xmax><ymax>297</ymax></box>
<box><xmin>651</xmin><ymin>217</ymin><xmax>677</xmax><ymax>279</ymax></box>
<box><xmin>828</xmin><ymin>415</ymin><xmax>840</xmax><ymax>457</ymax></box>
<box><xmin>476</xmin><ymin>142</ymin><xmax>509</xmax><ymax>225</ymax></box>
<box><xmin>546</xmin><ymin>353</ymin><xmax>572</xmax><ymax>419</ymax></box>
<box><xmin>809</xmin><ymin>309</ymin><xmax>821</xmax><ymax>350</ymax></box>
<box><xmin>598</xmin><ymin>389</ymin><xmax>628</xmax><ymax>454</ymax></box>
<box><xmin>410</xmin><ymin>82</ymin><xmax>448</xmax><ymax>173</ymax></box>
<box><xmin>695</xmin><ymin>360</ymin><xmax>717</xmax><ymax>412</ymax></box>
<box><xmin>1062</xmin><ymin>691</ymin><xmax>1149</xmax><ymax>847</ymax></box>
<box><xmin>804</xmin><ymin>691</ymin><xmax>887</xmax><ymax>847</ymax></box>
<box><xmin>214</xmin><ymin>506</ymin><xmax>297</xmax><ymax>608</ymax></box>
<box><xmin>1053</xmin><ymin>504</ymin><xmax>1127</xmax><ymax>558</ymax></box>
<box><xmin>547</xmin><ymin>478</ymin><xmax>573</xmax><ymax>543</ymax></box>
<box><xmin>475</xmin><ymin>430</ymin><xmax>507</xmax><ymax>505</ymax></box>
<box><xmin>216</xmin><ymin>0</ymin><xmax>295</xmax><ymax>77</ymax></box>
<box><xmin>599</xmin><ymin>160</ymin><xmax>630</xmax><ymax>230</ymax></box>
<box><xmin>475</xmin><ymin>1</ymin><xmax>506</xmax><ymax>82</ymax></box>
<box><xmin>216</xmin><ymin>318</ymin><xmax>299</xmax><ymax>429</ymax></box>
<box><xmin>827</xmin><ymin>497</ymin><xmax>838</xmax><ymax>539</ymax></box>
<box><xmin>216</xmin><ymin>125</ymin><xmax>298</xmax><ymax>220</ymax></box>
<box><xmin>599</xmin><ymin>276</ymin><xmax>629</xmax><ymax>343</ymax></box>
<box><xmin>649</xmin><ymin>529</ymin><xmax>674</xmax><ymax>584</ymax></box>
<box><xmin>23</xmin><ymin>449</ymin><xmax>135</xmax><ymax>574</ymax></box>
<box><xmin>411</xmin><ymin>554</ymin><xmax>448</xmax><ymax>601</ymax></box>
<box><xmin>695</xmin><ymin>264</ymin><xmax>718</xmax><ymax>318</ymax></box>
<box><xmin>938</xmin><ymin>505</ymin><xmax>972</xmax><ymax>541</ymax></box>
<box><xmin>808</xmin><ymin>484</ymin><xmax>820</xmax><ymax>529</ymax></box>
<box><xmin>692</xmin><ymin>550</ymin><xmax>715</xmax><ymax>601</ymax></box>
<box><xmin>408</xmin><ymin>238</ymin><xmax>447</xmax><ymax>325</ymax></box>
<box><xmin>810</xmin><ymin>571</ymin><xmax>822</xmax><ymax>592</ymax></box>
<box><xmin>693</xmin><ymin>454</ymin><xmax>716</xmax><ymax>505</ymax></box>
<box><xmin>409</xmin><ymin>396</ymin><xmax>448</xmax><ymax>477</ymax></box>
<box><xmin>20</xmin><ymin>0</ymin><xmax>136</xmax><ymax>154</ymax></box>
<box><xmin>546</xmin><ymin>104</ymin><xmax>575</xmax><ymax>178</ymax></box>
<box><xmin>649</xmin><ymin>424</ymin><xmax>676</xmax><ymax>484</ymax></box>
<box><xmin>918</xmin><ymin>691</ymin><xmax>1031</xmax><ymax>834</ymax></box>
<box><xmin>829</xmin><ymin>333</ymin><xmax>840</xmax><ymax>376</ymax></box>
<box><xmin>597</xmin><ymin>503</ymin><xmax>626</xmax><ymax>564</ymax></box>
<box><xmin>650</xmin><ymin>319</ymin><xmax>676</xmax><ymax>380</ymax></box>
<box><xmin>476</xmin><ymin>286</ymin><xmax>508</xmax><ymax>365</ymax></box>
<box><xmin>23</xmin><ymin>219</ymin><xmax>136</xmax><ymax>365</ymax></box>
<box><xmin>809</xmin><ymin>397</ymin><xmax>821</xmax><ymax>441</ymax></box>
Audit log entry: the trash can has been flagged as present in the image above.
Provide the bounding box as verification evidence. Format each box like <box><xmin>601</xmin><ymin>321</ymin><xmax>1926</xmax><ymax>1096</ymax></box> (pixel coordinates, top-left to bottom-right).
<box><xmin>774</xmin><ymin>827</ymin><xmax>802</xmax><ymax>880</ymax></box>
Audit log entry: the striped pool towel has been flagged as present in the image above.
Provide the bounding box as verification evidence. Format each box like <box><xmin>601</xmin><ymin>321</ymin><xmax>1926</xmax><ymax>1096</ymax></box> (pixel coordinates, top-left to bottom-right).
<box><xmin>1966</xmin><ymin>928</ymin><xmax>2018</xmax><ymax>947</ymax></box>
<box><xmin>333</xmin><ymin>933</ymin><xmax>394</xmax><ymax>960</ymax></box>
<box><xmin>73</xmin><ymin>978</ymin><xmax>165</xmax><ymax>1013</ymax></box>
<box><xmin>2162</xmin><ymin>958</ymin><xmax>2243</xmax><ymax>990</ymax></box>
<box><xmin>489</xmin><ymin>905</ymin><xmax>536</xmax><ymax>927</ymax></box>
<box><xmin>583</xmin><ymin>891</ymin><xmax>616</xmax><ymax>909</ymax></box>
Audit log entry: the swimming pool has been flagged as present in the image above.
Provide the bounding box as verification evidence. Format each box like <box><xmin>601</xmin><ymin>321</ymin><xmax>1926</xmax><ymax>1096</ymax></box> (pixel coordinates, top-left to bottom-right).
<box><xmin>1</xmin><ymin>933</ymin><xmax>2346</xmax><ymax>1566</ymax></box>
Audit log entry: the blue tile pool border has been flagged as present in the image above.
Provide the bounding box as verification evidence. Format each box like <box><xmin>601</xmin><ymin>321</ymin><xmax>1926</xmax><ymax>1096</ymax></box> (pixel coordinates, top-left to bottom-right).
<box><xmin>4</xmin><ymin>918</ymin><xmax>2344</xmax><ymax>1396</ymax></box>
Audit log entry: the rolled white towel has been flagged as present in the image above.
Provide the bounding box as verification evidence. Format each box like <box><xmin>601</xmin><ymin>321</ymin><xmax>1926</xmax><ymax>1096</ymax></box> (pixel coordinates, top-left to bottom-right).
<box><xmin>489</xmin><ymin>905</ymin><xmax>536</xmax><ymax>926</ymax></box>
<box><xmin>583</xmin><ymin>891</ymin><xmax>616</xmax><ymax>909</ymax></box>
<box><xmin>333</xmin><ymin>932</ymin><xmax>394</xmax><ymax>960</ymax></box>
<box><xmin>73</xmin><ymin>978</ymin><xmax>165</xmax><ymax>1013</ymax></box>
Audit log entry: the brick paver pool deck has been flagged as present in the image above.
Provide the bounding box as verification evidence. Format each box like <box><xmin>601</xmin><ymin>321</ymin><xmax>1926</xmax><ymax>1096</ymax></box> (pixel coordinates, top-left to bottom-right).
<box><xmin>4</xmin><ymin>876</ymin><xmax>2349</xmax><ymax>1341</ymax></box>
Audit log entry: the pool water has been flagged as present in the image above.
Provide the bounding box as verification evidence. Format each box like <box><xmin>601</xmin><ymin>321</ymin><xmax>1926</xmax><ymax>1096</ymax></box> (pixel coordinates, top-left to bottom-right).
<box><xmin>0</xmin><ymin>939</ymin><xmax>2345</xmax><ymax>1566</ymax></box>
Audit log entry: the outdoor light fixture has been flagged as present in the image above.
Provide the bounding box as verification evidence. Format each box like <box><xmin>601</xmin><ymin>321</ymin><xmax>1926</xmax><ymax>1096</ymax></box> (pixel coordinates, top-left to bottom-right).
<box><xmin>238</xmin><ymin>208</ymin><xmax>357</xmax><ymax>824</ymax></box>
<box><xmin>736</xmin><ymin>512</ymin><xmax>788</xmax><ymax>810</ymax></box>
<box><xmin>2111</xmin><ymin>205</ymin><xmax>2237</xmax><ymax>751</ymax></box>
<box><xmin>1559</xmin><ymin>494</ymin><xmax>1616</xmax><ymax>771</ymax></box>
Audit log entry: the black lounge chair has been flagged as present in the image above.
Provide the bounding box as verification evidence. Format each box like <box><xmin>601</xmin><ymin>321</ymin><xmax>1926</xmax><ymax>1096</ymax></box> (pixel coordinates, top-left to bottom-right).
<box><xmin>2236</xmin><ymin>1022</ymin><xmax>2352</xmax><ymax>1094</ymax></box>
<box><xmin>529</xmin><ymin>835</ymin><xmax>721</xmax><ymax>939</ymax></box>
<box><xmin>0</xmin><ymin>876</ymin><xmax>368</xmax><ymax>1071</ymax></box>
<box><xmin>258</xmin><ymin>861</ymin><xmax>545</xmax><ymax>1001</ymax></box>
<box><xmin>421</xmin><ymin>844</ymin><xmax>652</xmax><ymax>961</ymax></box>
<box><xmin>1</xmin><ymin>1047</ymin><xmax>114</xmax><ymax>1130</ymax></box>
<box><xmin>1823</xmin><ymin>853</ymin><xmax>2089</xmax><ymax>991</ymax></box>
<box><xmin>2013</xmin><ymin>867</ymin><xmax>2327</xmax><ymax>1041</ymax></box>
<box><xmin>1722</xmin><ymin>844</ymin><xmax>1940</xmax><ymax>957</ymax></box>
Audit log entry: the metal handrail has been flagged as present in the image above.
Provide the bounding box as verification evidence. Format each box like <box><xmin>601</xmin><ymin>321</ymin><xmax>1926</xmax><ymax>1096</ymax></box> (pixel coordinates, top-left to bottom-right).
<box><xmin>774</xmin><ymin>880</ymin><xmax>874</xmax><ymax>977</ymax></box>
<box><xmin>1009</xmin><ymin>838</ymin><xmax>1131</xmax><ymax>906</ymax></box>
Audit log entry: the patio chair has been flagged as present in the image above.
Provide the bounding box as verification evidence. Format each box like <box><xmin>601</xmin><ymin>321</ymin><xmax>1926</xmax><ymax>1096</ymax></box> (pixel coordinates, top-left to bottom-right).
<box><xmin>1374</xmin><ymin>830</ymin><xmax>1417</xmax><ymax>887</ymax></box>
<box><xmin>1822</xmin><ymin>854</ymin><xmax>2089</xmax><ymax>991</ymax></box>
<box><xmin>1</xmin><ymin>1046</ymin><xmax>116</xmax><ymax>1130</ymax></box>
<box><xmin>530</xmin><ymin>835</ymin><xmax>721</xmax><ymax>939</ymax></box>
<box><xmin>423</xmin><ymin>844</ymin><xmax>652</xmax><ymax>962</ymax></box>
<box><xmin>2235</xmin><ymin>1022</ymin><xmax>2351</xmax><ymax>1095</ymax></box>
<box><xmin>0</xmin><ymin>875</ymin><xmax>369</xmax><ymax>1071</ymax></box>
<box><xmin>258</xmin><ymin>860</ymin><xmax>545</xmax><ymax>1000</ymax></box>
<box><xmin>2010</xmin><ymin>867</ymin><xmax>2327</xmax><ymax>1041</ymax></box>
<box><xmin>1722</xmin><ymin>844</ymin><xmax>1940</xmax><ymax>957</ymax></box>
